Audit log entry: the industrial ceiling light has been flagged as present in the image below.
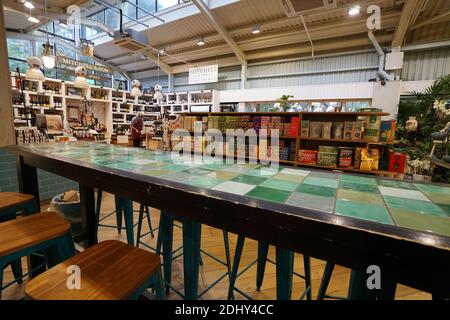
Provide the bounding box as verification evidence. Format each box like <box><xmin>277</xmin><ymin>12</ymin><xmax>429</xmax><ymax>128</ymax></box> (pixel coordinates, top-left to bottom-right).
<box><xmin>74</xmin><ymin>66</ymin><xmax>89</xmax><ymax>88</ymax></box>
<box><xmin>28</xmin><ymin>16</ymin><xmax>40</xmax><ymax>23</ymax></box>
<box><xmin>154</xmin><ymin>52</ymin><xmax>164</xmax><ymax>102</ymax></box>
<box><xmin>130</xmin><ymin>54</ymin><xmax>142</xmax><ymax>98</ymax></box>
<box><xmin>41</xmin><ymin>0</ymin><xmax>55</xmax><ymax>69</ymax></box>
<box><xmin>252</xmin><ymin>24</ymin><xmax>261</xmax><ymax>34</ymax></box>
<box><xmin>41</xmin><ymin>42</ymin><xmax>56</xmax><ymax>69</ymax></box>
<box><xmin>25</xmin><ymin>56</ymin><xmax>45</xmax><ymax>81</ymax></box>
<box><xmin>348</xmin><ymin>5</ymin><xmax>361</xmax><ymax>16</ymax></box>
<box><xmin>24</xmin><ymin>1</ymin><xmax>35</xmax><ymax>9</ymax></box>
<box><xmin>197</xmin><ymin>37</ymin><xmax>205</xmax><ymax>46</ymax></box>
<box><xmin>158</xmin><ymin>48</ymin><xmax>165</xmax><ymax>54</ymax></box>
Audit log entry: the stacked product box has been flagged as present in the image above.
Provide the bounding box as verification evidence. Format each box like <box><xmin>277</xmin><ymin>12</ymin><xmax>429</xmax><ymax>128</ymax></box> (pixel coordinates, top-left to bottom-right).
<box><xmin>317</xmin><ymin>146</ymin><xmax>338</xmax><ymax>167</ymax></box>
<box><xmin>338</xmin><ymin>147</ymin><xmax>354</xmax><ymax>168</ymax></box>
<box><xmin>298</xmin><ymin>149</ymin><xmax>317</xmax><ymax>164</ymax></box>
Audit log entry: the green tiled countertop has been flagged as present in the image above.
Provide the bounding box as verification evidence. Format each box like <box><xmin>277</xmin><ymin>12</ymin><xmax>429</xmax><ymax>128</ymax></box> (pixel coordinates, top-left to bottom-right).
<box><xmin>23</xmin><ymin>142</ymin><xmax>450</xmax><ymax>239</ymax></box>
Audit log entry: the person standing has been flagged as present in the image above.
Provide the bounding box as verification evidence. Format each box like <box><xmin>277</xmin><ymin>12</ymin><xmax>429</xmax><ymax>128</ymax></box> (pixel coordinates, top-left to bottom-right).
<box><xmin>131</xmin><ymin>112</ymin><xmax>144</xmax><ymax>147</ymax></box>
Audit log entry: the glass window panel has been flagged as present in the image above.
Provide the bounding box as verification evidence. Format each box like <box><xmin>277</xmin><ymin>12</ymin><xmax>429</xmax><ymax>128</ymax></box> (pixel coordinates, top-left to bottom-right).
<box><xmin>38</xmin><ymin>21</ymin><xmax>54</xmax><ymax>34</ymax></box>
<box><xmin>138</xmin><ymin>0</ymin><xmax>156</xmax><ymax>18</ymax></box>
<box><xmin>105</xmin><ymin>9</ymin><xmax>119</xmax><ymax>29</ymax></box>
<box><xmin>157</xmin><ymin>0</ymin><xmax>179</xmax><ymax>11</ymax></box>
<box><xmin>9</xmin><ymin>59</ymin><xmax>28</xmax><ymax>73</ymax></box>
<box><xmin>55</xmin><ymin>45</ymin><xmax>76</xmax><ymax>59</ymax></box>
<box><xmin>122</xmin><ymin>1</ymin><xmax>137</xmax><ymax>23</ymax></box>
<box><xmin>91</xmin><ymin>11</ymin><xmax>105</xmax><ymax>23</ymax></box>
<box><xmin>7</xmin><ymin>38</ymin><xmax>32</xmax><ymax>60</ymax></box>
<box><xmin>54</xmin><ymin>23</ymin><xmax>75</xmax><ymax>40</ymax></box>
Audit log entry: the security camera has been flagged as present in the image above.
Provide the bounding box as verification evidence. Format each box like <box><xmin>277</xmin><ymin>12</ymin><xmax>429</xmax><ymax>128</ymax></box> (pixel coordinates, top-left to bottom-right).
<box><xmin>381</xmin><ymin>80</ymin><xmax>386</xmax><ymax>86</ymax></box>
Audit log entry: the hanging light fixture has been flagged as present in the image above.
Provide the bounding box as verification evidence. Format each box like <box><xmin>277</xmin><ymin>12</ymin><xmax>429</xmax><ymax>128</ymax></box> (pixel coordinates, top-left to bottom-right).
<box><xmin>41</xmin><ymin>0</ymin><xmax>56</xmax><ymax>69</ymax></box>
<box><xmin>130</xmin><ymin>53</ymin><xmax>142</xmax><ymax>98</ymax></box>
<box><xmin>41</xmin><ymin>42</ymin><xmax>56</xmax><ymax>69</ymax></box>
<box><xmin>25</xmin><ymin>56</ymin><xmax>45</xmax><ymax>81</ymax></box>
<box><xmin>74</xmin><ymin>66</ymin><xmax>89</xmax><ymax>88</ymax></box>
<box><xmin>154</xmin><ymin>52</ymin><xmax>164</xmax><ymax>101</ymax></box>
<box><xmin>252</xmin><ymin>24</ymin><xmax>261</xmax><ymax>34</ymax></box>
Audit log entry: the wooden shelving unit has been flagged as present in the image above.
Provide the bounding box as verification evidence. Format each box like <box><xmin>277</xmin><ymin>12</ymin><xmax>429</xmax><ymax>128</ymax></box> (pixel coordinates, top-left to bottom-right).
<box><xmin>176</xmin><ymin>111</ymin><xmax>395</xmax><ymax>175</ymax></box>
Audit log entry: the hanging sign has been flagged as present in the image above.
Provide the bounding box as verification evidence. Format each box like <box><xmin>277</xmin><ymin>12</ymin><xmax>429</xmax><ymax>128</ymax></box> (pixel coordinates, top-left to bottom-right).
<box><xmin>56</xmin><ymin>56</ymin><xmax>112</xmax><ymax>74</ymax></box>
<box><xmin>189</xmin><ymin>64</ymin><xmax>218</xmax><ymax>84</ymax></box>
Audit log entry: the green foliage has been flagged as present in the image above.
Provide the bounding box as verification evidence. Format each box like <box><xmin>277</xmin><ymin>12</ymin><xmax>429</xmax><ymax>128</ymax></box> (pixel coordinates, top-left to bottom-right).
<box><xmin>396</xmin><ymin>75</ymin><xmax>450</xmax><ymax>182</ymax></box>
<box><xmin>278</xmin><ymin>95</ymin><xmax>294</xmax><ymax>112</ymax></box>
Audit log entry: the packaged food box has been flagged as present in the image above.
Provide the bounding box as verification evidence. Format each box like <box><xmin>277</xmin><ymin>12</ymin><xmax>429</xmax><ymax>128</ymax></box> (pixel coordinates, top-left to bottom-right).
<box><xmin>380</xmin><ymin>120</ymin><xmax>396</xmax><ymax>142</ymax></box>
<box><xmin>359</xmin><ymin>148</ymin><xmax>373</xmax><ymax>171</ymax></box>
<box><xmin>298</xmin><ymin>150</ymin><xmax>317</xmax><ymax>164</ymax></box>
<box><xmin>321</xmin><ymin>122</ymin><xmax>333</xmax><ymax>139</ymax></box>
<box><xmin>389</xmin><ymin>150</ymin><xmax>406</xmax><ymax>173</ymax></box>
<box><xmin>364</xmin><ymin>115</ymin><xmax>381</xmax><ymax>142</ymax></box>
<box><xmin>332</xmin><ymin>122</ymin><xmax>344</xmax><ymax>139</ymax></box>
<box><xmin>317</xmin><ymin>152</ymin><xmax>338</xmax><ymax>167</ymax></box>
<box><xmin>289</xmin><ymin>117</ymin><xmax>300</xmax><ymax>136</ymax></box>
<box><xmin>301</xmin><ymin>120</ymin><xmax>310</xmax><ymax>137</ymax></box>
<box><xmin>353</xmin><ymin>121</ymin><xmax>365</xmax><ymax>140</ymax></box>
<box><xmin>309</xmin><ymin>122</ymin><xmax>322</xmax><ymax>138</ymax></box>
<box><xmin>338</xmin><ymin>147</ymin><xmax>354</xmax><ymax>168</ymax></box>
<box><xmin>343</xmin><ymin>121</ymin><xmax>354</xmax><ymax>140</ymax></box>
<box><xmin>318</xmin><ymin>145</ymin><xmax>338</xmax><ymax>153</ymax></box>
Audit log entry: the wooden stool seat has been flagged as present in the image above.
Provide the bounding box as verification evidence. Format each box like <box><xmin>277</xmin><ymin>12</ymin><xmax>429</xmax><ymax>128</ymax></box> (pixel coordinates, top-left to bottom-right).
<box><xmin>0</xmin><ymin>192</ymin><xmax>35</xmax><ymax>211</ymax></box>
<box><xmin>25</xmin><ymin>240</ymin><xmax>162</xmax><ymax>300</ymax></box>
<box><xmin>0</xmin><ymin>212</ymin><xmax>71</xmax><ymax>258</ymax></box>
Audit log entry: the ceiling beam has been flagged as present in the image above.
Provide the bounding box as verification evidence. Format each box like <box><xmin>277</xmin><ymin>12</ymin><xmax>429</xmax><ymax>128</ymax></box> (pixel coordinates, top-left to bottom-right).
<box><xmin>409</xmin><ymin>10</ymin><xmax>450</xmax><ymax>31</ymax></box>
<box><xmin>392</xmin><ymin>0</ymin><xmax>429</xmax><ymax>48</ymax></box>
<box><xmin>191</xmin><ymin>0</ymin><xmax>246</xmax><ymax>64</ymax></box>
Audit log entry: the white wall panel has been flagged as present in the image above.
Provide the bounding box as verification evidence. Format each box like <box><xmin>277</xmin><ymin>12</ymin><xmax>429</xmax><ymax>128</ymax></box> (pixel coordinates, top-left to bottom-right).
<box><xmin>401</xmin><ymin>48</ymin><xmax>450</xmax><ymax>81</ymax></box>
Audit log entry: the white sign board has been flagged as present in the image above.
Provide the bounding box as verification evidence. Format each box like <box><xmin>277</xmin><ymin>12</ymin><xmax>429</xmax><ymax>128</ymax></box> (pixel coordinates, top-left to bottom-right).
<box><xmin>189</xmin><ymin>64</ymin><xmax>218</xmax><ymax>84</ymax></box>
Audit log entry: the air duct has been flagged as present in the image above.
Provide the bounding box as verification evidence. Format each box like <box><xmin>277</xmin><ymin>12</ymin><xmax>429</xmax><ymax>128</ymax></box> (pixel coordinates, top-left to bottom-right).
<box><xmin>368</xmin><ymin>31</ymin><xmax>394</xmax><ymax>81</ymax></box>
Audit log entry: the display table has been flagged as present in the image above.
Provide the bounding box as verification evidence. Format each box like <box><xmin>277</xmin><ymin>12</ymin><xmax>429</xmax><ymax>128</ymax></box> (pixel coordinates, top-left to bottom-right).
<box><xmin>5</xmin><ymin>142</ymin><xmax>450</xmax><ymax>298</ymax></box>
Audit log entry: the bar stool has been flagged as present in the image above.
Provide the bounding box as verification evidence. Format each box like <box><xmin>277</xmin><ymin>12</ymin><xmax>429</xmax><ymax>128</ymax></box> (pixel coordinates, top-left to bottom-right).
<box><xmin>96</xmin><ymin>190</ymin><xmax>152</xmax><ymax>246</ymax></box>
<box><xmin>25</xmin><ymin>240</ymin><xmax>165</xmax><ymax>300</ymax></box>
<box><xmin>151</xmin><ymin>211</ymin><xmax>231</xmax><ymax>300</ymax></box>
<box><xmin>0</xmin><ymin>212</ymin><xmax>75</xmax><ymax>298</ymax></box>
<box><xmin>227</xmin><ymin>236</ymin><xmax>312</xmax><ymax>300</ymax></box>
<box><xmin>0</xmin><ymin>192</ymin><xmax>39</xmax><ymax>284</ymax></box>
<box><xmin>317</xmin><ymin>262</ymin><xmax>397</xmax><ymax>300</ymax></box>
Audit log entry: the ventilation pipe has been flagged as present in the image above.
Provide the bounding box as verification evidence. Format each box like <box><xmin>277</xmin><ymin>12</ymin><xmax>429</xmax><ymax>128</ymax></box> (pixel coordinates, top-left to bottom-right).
<box><xmin>368</xmin><ymin>30</ymin><xmax>394</xmax><ymax>81</ymax></box>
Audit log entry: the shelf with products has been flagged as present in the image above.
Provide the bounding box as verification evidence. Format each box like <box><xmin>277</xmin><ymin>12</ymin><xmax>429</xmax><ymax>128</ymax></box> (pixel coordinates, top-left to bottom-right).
<box><xmin>172</xmin><ymin>111</ymin><xmax>399</xmax><ymax>175</ymax></box>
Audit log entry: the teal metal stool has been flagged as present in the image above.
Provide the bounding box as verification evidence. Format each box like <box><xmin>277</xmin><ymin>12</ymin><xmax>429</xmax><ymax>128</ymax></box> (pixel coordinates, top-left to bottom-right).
<box><xmin>157</xmin><ymin>211</ymin><xmax>232</xmax><ymax>300</ymax></box>
<box><xmin>0</xmin><ymin>192</ymin><xmax>39</xmax><ymax>286</ymax></box>
<box><xmin>317</xmin><ymin>262</ymin><xmax>397</xmax><ymax>300</ymax></box>
<box><xmin>227</xmin><ymin>235</ymin><xmax>312</xmax><ymax>300</ymax></box>
<box><xmin>0</xmin><ymin>212</ymin><xmax>75</xmax><ymax>299</ymax></box>
<box><xmin>95</xmin><ymin>190</ymin><xmax>139</xmax><ymax>246</ymax></box>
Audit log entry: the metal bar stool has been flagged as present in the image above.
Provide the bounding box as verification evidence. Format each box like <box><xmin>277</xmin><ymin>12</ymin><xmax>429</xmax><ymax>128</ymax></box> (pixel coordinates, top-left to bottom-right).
<box><xmin>0</xmin><ymin>212</ymin><xmax>75</xmax><ymax>299</ymax></box>
<box><xmin>0</xmin><ymin>192</ymin><xmax>39</xmax><ymax>285</ymax></box>
<box><xmin>227</xmin><ymin>235</ymin><xmax>312</xmax><ymax>300</ymax></box>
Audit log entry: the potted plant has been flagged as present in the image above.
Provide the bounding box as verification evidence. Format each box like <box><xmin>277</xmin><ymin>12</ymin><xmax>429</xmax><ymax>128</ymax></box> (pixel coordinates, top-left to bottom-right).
<box><xmin>278</xmin><ymin>95</ymin><xmax>294</xmax><ymax>112</ymax></box>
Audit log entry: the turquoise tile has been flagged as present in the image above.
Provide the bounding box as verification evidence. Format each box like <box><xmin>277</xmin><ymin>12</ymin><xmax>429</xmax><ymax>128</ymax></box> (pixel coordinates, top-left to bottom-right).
<box><xmin>184</xmin><ymin>168</ymin><xmax>212</xmax><ymax>176</ymax></box>
<box><xmin>296</xmin><ymin>184</ymin><xmax>336</xmax><ymax>197</ymax></box>
<box><xmin>260</xmin><ymin>179</ymin><xmax>300</xmax><ymax>192</ymax></box>
<box><xmin>162</xmin><ymin>164</ymin><xmax>190</xmax><ymax>172</ymax></box>
<box><xmin>200</xmin><ymin>163</ymin><xmax>230</xmax><ymax>171</ymax></box>
<box><xmin>246</xmin><ymin>187</ymin><xmax>291</xmax><ymax>203</ymax></box>
<box><xmin>335</xmin><ymin>200</ymin><xmax>393</xmax><ymax>225</ymax></box>
<box><xmin>384</xmin><ymin>196</ymin><xmax>447</xmax><ymax>217</ymax></box>
<box><xmin>341</xmin><ymin>175</ymin><xmax>377</xmax><ymax>185</ymax></box>
<box><xmin>377</xmin><ymin>179</ymin><xmax>416</xmax><ymax>190</ymax></box>
<box><xmin>232</xmin><ymin>175</ymin><xmax>267</xmax><ymax>185</ymax></box>
<box><xmin>309</xmin><ymin>172</ymin><xmax>340</xmax><ymax>180</ymax></box>
<box><xmin>438</xmin><ymin>204</ymin><xmax>450</xmax><ymax>216</ymax></box>
<box><xmin>244</xmin><ymin>167</ymin><xmax>280</xmax><ymax>178</ymax></box>
<box><xmin>340</xmin><ymin>181</ymin><xmax>379</xmax><ymax>193</ymax></box>
<box><xmin>414</xmin><ymin>184</ymin><xmax>450</xmax><ymax>195</ymax></box>
<box><xmin>286</xmin><ymin>192</ymin><xmax>335</xmax><ymax>213</ymax></box>
<box><xmin>303</xmin><ymin>176</ymin><xmax>339</xmax><ymax>189</ymax></box>
<box><xmin>185</xmin><ymin>176</ymin><xmax>224</xmax><ymax>189</ymax></box>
